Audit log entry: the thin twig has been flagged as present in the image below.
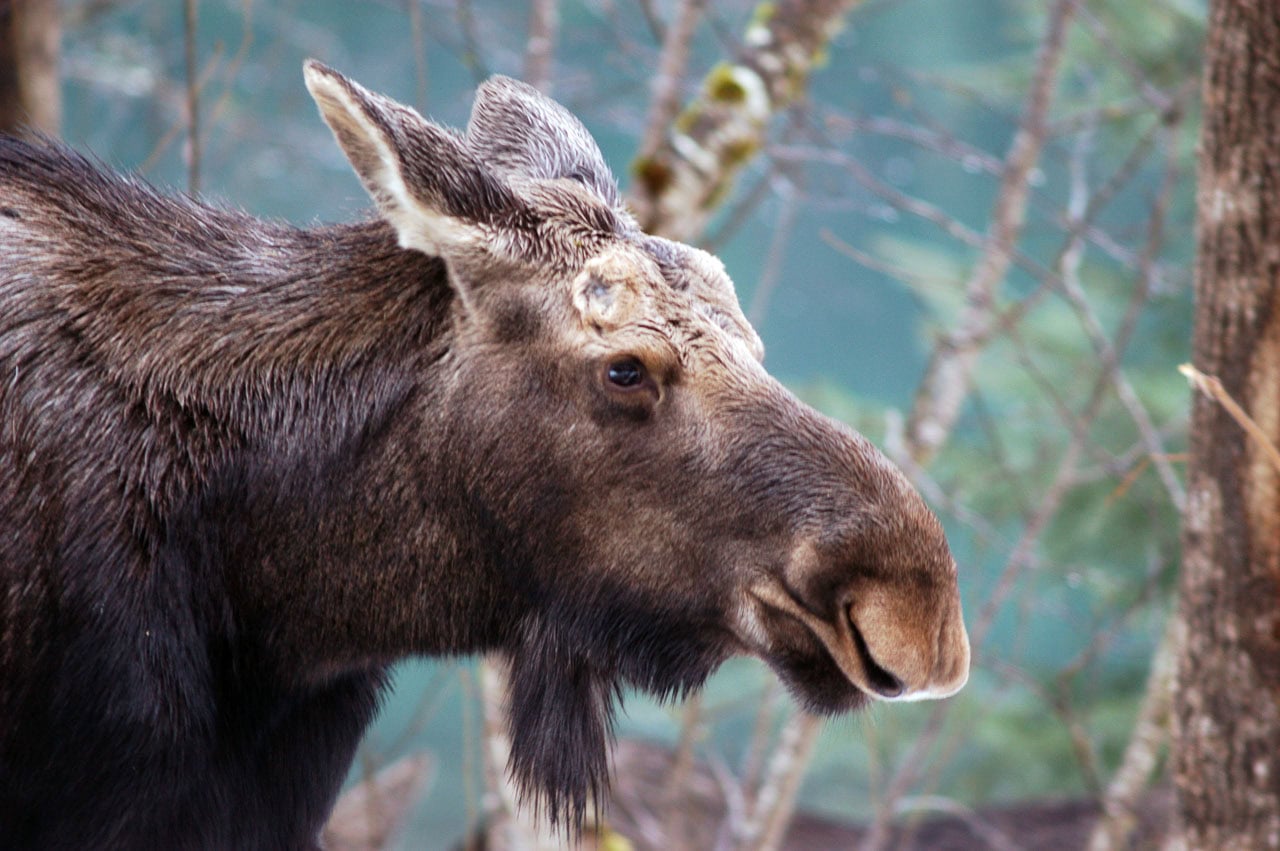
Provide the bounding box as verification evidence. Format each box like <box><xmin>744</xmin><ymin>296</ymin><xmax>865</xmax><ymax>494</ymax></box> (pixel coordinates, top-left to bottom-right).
<box><xmin>703</xmin><ymin>164</ymin><xmax>777</xmax><ymax>252</ymax></box>
<box><xmin>734</xmin><ymin>711</ymin><xmax>822</xmax><ymax>851</ymax></box>
<box><xmin>737</xmin><ymin>679</ymin><xmax>781</xmax><ymax>807</ymax></box>
<box><xmin>904</xmin><ymin>0</ymin><xmax>1081</xmax><ymax>465</ymax></box>
<box><xmin>1181</xmin><ymin>364</ymin><xmax>1280</xmax><ymax>473</ymax></box>
<box><xmin>746</xmin><ymin>178</ymin><xmax>799</xmax><ymax>326</ymax></box>
<box><xmin>454</xmin><ymin>0</ymin><xmax>490</xmax><ymax>86</ymax></box>
<box><xmin>523</xmin><ymin>0</ymin><xmax>558</xmax><ymax>93</ymax></box>
<box><xmin>1085</xmin><ymin>612</ymin><xmax>1181</xmax><ymax>851</ymax></box>
<box><xmin>183</xmin><ymin>0</ymin><xmax>200</xmax><ymax>193</ymax></box>
<box><xmin>635</xmin><ymin>0</ymin><xmax>667</xmax><ymax>44</ymax></box>
<box><xmin>663</xmin><ymin>693</ymin><xmax>705</xmax><ymax>848</ymax></box>
<box><xmin>774</xmin><ymin>144</ymin><xmax>989</xmax><ymax>252</ymax></box>
<box><xmin>820</xmin><ymin>227</ymin><xmax>961</xmax><ymax>297</ymax></box>
<box><xmin>407</xmin><ymin>0</ymin><xmax>428</xmax><ymax>109</ymax></box>
<box><xmin>139</xmin><ymin>44</ymin><xmax>223</xmax><ymax>175</ymax></box>
<box><xmin>635</xmin><ymin>0</ymin><xmax>705</xmax><ymax>164</ymax></box>
<box><xmin>1076</xmin><ymin>5</ymin><xmax>1175</xmax><ymax>114</ymax></box>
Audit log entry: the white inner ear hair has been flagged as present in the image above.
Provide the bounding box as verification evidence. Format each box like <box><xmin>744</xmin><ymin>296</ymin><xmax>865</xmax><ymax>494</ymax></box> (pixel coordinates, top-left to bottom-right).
<box><xmin>307</xmin><ymin>68</ymin><xmax>481</xmax><ymax>259</ymax></box>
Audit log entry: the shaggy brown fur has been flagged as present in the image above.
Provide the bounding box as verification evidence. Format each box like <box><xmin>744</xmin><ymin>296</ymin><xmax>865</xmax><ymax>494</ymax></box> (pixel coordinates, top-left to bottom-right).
<box><xmin>0</xmin><ymin>63</ymin><xmax>968</xmax><ymax>849</ymax></box>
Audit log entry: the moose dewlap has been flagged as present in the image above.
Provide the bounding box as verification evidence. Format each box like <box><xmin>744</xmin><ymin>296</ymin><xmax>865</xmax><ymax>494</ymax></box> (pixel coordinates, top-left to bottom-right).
<box><xmin>0</xmin><ymin>61</ymin><xmax>969</xmax><ymax>848</ymax></box>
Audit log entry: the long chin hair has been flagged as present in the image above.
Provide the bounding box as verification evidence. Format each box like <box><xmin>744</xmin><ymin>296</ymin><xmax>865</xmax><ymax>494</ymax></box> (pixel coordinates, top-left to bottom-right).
<box><xmin>503</xmin><ymin>588</ymin><xmax>727</xmax><ymax>833</ymax></box>
<box><xmin>505</xmin><ymin>626</ymin><xmax>618</xmax><ymax>831</ymax></box>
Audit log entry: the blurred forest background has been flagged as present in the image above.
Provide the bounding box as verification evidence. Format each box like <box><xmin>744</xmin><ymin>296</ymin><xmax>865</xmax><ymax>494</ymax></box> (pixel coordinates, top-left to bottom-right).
<box><xmin>3</xmin><ymin>0</ymin><xmax>1224</xmax><ymax>848</ymax></box>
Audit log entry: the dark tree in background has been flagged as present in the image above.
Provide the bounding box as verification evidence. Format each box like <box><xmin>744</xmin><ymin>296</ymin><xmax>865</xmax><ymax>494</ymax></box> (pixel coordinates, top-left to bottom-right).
<box><xmin>1176</xmin><ymin>0</ymin><xmax>1280</xmax><ymax>848</ymax></box>
<box><xmin>0</xmin><ymin>0</ymin><xmax>60</xmax><ymax>135</ymax></box>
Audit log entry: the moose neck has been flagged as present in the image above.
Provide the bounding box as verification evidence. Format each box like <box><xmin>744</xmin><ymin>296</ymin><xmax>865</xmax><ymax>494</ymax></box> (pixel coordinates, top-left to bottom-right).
<box><xmin>187</xmin><ymin>225</ymin><xmax>497</xmax><ymax>677</ymax></box>
<box><xmin>71</xmin><ymin>208</ymin><xmax>506</xmax><ymax>680</ymax></box>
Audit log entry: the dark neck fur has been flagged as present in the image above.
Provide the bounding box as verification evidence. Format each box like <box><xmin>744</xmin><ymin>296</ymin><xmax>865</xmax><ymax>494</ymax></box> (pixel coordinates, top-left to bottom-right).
<box><xmin>1</xmin><ymin>139</ymin><xmax>508</xmax><ymax>678</ymax></box>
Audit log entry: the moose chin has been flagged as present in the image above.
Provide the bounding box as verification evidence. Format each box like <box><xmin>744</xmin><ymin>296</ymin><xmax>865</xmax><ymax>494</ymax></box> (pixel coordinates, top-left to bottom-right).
<box><xmin>0</xmin><ymin>61</ymin><xmax>969</xmax><ymax>849</ymax></box>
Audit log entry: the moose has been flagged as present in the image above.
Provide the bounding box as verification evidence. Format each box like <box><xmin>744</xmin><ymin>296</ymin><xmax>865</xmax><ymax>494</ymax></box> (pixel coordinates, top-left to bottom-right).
<box><xmin>0</xmin><ymin>62</ymin><xmax>969</xmax><ymax>848</ymax></box>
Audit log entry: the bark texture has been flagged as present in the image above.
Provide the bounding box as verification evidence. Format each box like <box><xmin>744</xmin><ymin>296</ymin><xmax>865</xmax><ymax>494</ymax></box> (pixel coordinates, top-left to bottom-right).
<box><xmin>628</xmin><ymin>0</ymin><xmax>861</xmax><ymax>241</ymax></box>
<box><xmin>0</xmin><ymin>0</ymin><xmax>60</xmax><ymax>136</ymax></box>
<box><xmin>1175</xmin><ymin>1</ymin><xmax>1280</xmax><ymax>848</ymax></box>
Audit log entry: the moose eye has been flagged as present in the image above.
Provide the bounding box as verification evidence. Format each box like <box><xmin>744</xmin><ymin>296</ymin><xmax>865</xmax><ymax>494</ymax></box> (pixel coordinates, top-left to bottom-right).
<box><xmin>606</xmin><ymin>358</ymin><xmax>646</xmax><ymax>389</ymax></box>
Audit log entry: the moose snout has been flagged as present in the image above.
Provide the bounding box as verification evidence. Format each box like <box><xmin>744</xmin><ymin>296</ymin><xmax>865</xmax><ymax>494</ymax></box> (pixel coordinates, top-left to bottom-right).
<box><xmin>845</xmin><ymin>585</ymin><xmax>970</xmax><ymax>702</ymax></box>
<box><xmin>746</xmin><ymin>547</ymin><xmax>971</xmax><ymax>704</ymax></box>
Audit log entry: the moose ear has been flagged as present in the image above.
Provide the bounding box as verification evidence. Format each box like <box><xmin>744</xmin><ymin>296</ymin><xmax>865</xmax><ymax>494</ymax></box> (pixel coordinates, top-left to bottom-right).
<box><xmin>304</xmin><ymin>60</ymin><xmax>521</xmax><ymax>258</ymax></box>
<box><xmin>466</xmin><ymin>76</ymin><xmax>621</xmax><ymax>208</ymax></box>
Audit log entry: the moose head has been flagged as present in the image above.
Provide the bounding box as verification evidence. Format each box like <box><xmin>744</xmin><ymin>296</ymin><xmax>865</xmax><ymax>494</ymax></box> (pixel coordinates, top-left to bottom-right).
<box><xmin>0</xmin><ymin>62</ymin><xmax>968</xmax><ymax>846</ymax></box>
<box><xmin>302</xmin><ymin>62</ymin><xmax>969</xmax><ymax>824</ymax></box>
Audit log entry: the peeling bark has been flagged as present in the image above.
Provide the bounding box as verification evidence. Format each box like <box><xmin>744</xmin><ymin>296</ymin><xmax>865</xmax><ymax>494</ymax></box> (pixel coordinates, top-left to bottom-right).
<box><xmin>627</xmin><ymin>0</ymin><xmax>862</xmax><ymax>242</ymax></box>
<box><xmin>1174</xmin><ymin>1</ymin><xmax>1280</xmax><ymax>848</ymax></box>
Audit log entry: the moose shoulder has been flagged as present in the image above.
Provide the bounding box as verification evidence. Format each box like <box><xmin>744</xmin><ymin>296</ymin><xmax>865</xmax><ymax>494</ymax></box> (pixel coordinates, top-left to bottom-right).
<box><xmin>0</xmin><ymin>62</ymin><xmax>969</xmax><ymax>848</ymax></box>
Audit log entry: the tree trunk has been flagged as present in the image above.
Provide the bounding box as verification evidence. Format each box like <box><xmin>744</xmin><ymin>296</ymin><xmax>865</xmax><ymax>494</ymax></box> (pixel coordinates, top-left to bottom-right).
<box><xmin>1174</xmin><ymin>1</ymin><xmax>1280</xmax><ymax>849</ymax></box>
<box><xmin>0</xmin><ymin>0</ymin><xmax>60</xmax><ymax>136</ymax></box>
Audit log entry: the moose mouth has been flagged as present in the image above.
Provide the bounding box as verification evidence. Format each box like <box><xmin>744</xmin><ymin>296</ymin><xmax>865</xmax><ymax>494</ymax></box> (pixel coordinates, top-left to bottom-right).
<box><xmin>745</xmin><ymin>581</ymin><xmax>906</xmax><ymax>704</ymax></box>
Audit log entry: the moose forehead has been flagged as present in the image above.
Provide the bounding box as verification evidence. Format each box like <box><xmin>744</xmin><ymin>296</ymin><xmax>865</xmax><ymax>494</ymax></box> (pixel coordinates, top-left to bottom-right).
<box><xmin>579</xmin><ymin>238</ymin><xmax>765</xmax><ymax>369</ymax></box>
<box><xmin>512</xmin><ymin>179</ymin><xmax>765</xmax><ymax>365</ymax></box>
<box><xmin>610</xmin><ymin>238</ymin><xmax>758</xmax><ymax>340</ymax></box>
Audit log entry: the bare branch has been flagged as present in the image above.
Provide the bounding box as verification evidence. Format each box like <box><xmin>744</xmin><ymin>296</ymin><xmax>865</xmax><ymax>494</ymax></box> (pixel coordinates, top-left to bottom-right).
<box><xmin>821</xmin><ymin>227</ymin><xmax>962</xmax><ymax>297</ymax></box>
<box><xmin>523</xmin><ymin>0</ymin><xmax>557</xmax><ymax>93</ymax></box>
<box><xmin>454</xmin><ymin>0</ymin><xmax>490</xmax><ymax>86</ymax></box>
<box><xmin>904</xmin><ymin>0</ymin><xmax>1080</xmax><ymax>465</ymax></box>
<box><xmin>183</xmin><ymin>0</ymin><xmax>200</xmax><ymax>193</ymax></box>
<box><xmin>774</xmin><ymin>144</ymin><xmax>989</xmax><ymax>250</ymax></box>
<box><xmin>1181</xmin><ymin>364</ymin><xmax>1280</xmax><ymax>474</ymax></box>
<box><xmin>628</xmin><ymin>0</ymin><xmax>865</xmax><ymax>241</ymax></box>
<box><xmin>736</xmin><ymin>680</ymin><xmax>782</xmax><ymax>808</ymax></box>
<box><xmin>136</xmin><ymin>39</ymin><xmax>224</xmax><ymax>176</ymax></box>
<box><xmin>1087</xmin><ymin>613</ymin><xmax>1181</xmax><ymax>851</ymax></box>
<box><xmin>746</xmin><ymin>178</ymin><xmax>799</xmax><ymax>325</ymax></box>
<box><xmin>663</xmin><ymin>693</ymin><xmax>706</xmax><ymax>847</ymax></box>
<box><xmin>0</xmin><ymin>0</ymin><xmax>60</xmax><ymax>136</ymax></box>
<box><xmin>1076</xmin><ymin>5</ymin><xmax>1177</xmax><ymax>115</ymax></box>
<box><xmin>635</xmin><ymin>0</ymin><xmax>705</xmax><ymax>166</ymax></box>
<box><xmin>407</xmin><ymin>0</ymin><xmax>428</xmax><ymax>109</ymax></box>
<box><xmin>733</xmin><ymin>710</ymin><xmax>822</xmax><ymax>851</ymax></box>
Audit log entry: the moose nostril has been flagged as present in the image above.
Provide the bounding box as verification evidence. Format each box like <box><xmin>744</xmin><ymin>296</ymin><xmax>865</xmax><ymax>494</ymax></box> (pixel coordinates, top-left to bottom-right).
<box><xmin>847</xmin><ymin>611</ymin><xmax>905</xmax><ymax>698</ymax></box>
